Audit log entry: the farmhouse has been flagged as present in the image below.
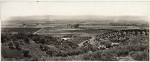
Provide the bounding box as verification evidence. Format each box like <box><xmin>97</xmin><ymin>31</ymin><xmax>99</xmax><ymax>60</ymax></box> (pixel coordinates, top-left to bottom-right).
<box><xmin>61</xmin><ymin>38</ymin><xmax>71</xmax><ymax>40</ymax></box>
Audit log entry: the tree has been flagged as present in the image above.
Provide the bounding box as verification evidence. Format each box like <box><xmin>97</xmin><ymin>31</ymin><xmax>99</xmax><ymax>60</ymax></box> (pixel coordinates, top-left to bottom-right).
<box><xmin>73</xmin><ymin>24</ymin><xmax>79</xmax><ymax>28</ymax></box>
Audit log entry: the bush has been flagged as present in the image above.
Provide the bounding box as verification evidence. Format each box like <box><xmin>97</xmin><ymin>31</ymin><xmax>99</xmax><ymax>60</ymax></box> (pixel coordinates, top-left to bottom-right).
<box><xmin>65</xmin><ymin>48</ymin><xmax>85</xmax><ymax>56</ymax></box>
<box><xmin>83</xmin><ymin>51</ymin><xmax>102</xmax><ymax>60</ymax></box>
<box><xmin>130</xmin><ymin>51</ymin><xmax>149</xmax><ymax>61</ymax></box>
<box><xmin>83</xmin><ymin>50</ymin><xmax>117</xmax><ymax>61</ymax></box>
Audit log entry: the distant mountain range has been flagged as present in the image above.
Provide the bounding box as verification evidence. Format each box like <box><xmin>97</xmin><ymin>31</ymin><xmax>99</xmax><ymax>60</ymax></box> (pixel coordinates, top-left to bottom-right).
<box><xmin>2</xmin><ymin>15</ymin><xmax>148</xmax><ymax>27</ymax></box>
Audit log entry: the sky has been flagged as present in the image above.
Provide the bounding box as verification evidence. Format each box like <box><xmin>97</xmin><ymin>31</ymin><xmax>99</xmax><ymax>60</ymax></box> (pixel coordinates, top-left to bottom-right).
<box><xmin>1</xmin><ymin>1</ymin><xmax>150</xmax><ymax>21</ymax></box>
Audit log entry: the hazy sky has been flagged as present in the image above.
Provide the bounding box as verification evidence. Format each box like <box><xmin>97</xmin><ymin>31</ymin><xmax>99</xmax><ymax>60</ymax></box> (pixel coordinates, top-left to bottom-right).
<box><xmin>1</xmin><ymin>1</ymin><xmax>150</xmax><ymax>21</ymax></box>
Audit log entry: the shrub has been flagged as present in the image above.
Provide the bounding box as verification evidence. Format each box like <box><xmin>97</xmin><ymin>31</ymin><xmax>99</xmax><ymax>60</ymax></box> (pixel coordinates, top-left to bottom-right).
<box><xmin>130</xmin><ymin>51</ymin><xmax>149</xmax><ymax>61</ymax></box>
<box><xmin>83</xmin><ymin>50</ymin><xmax>117</xmax><ymax>61</ymax></box>
<box><xmin>83</xmin><ymin>51</ymin><xmax>102</xmax><ymax>60</ymax></box>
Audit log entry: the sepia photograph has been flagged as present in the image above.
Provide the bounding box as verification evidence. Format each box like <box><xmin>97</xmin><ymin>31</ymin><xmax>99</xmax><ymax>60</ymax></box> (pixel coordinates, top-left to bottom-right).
<box><xmin>1</xmin><ymin>0</ymin><xmax>149</xmax><ymax>61</ymax></box>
